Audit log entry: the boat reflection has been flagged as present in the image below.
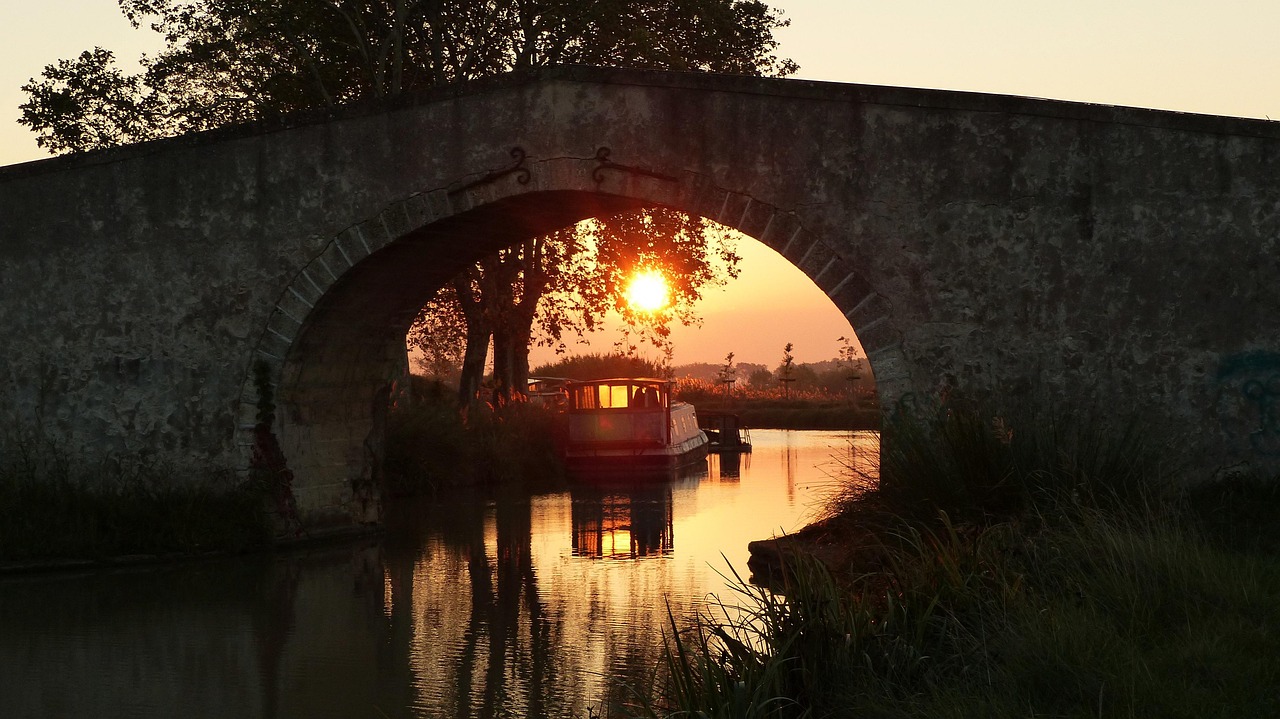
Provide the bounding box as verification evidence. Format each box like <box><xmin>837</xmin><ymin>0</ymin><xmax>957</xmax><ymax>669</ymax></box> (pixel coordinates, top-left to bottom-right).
<box><xmin>708</xmin><ymin>450</ymin><xmax>745</xmax><ymax>480</ymax></box>
<box><xmin>571</xmin><ymin>483</ymin><xmax>675</xmax><ymax>559</ymax></box>
<box><xmin>568</xmin><ymin>463</ymin><xmax>707</xmax><ymax>559</ymax></box>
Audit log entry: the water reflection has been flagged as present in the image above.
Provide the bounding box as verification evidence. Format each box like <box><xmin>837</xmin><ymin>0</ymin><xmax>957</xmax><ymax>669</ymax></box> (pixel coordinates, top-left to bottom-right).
<box><xmin>708</xmin><ymin>450</ymin><xmax>745</xmax><ymax>479</ymax></box>
<box><xmin>0</xmin><ymin>430</ymin><xmax>877</xmax><ymax>719</ymax></box>
<box><xmin>571</xmin><ymin>482</ymin><xmax>676</xmax><ymax>559</ymax></box>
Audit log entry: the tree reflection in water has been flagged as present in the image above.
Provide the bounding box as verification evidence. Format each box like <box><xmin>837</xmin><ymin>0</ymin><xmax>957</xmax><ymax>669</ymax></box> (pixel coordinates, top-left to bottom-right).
<box><xmin>381</xmin><ymin>473</ymin><xmax>698</xmax><ymax>719</ymax></box>
<box><xmin>0</xmin><ymin>430</ymin><xmax>867</xmax><ymax>719</ymax></box>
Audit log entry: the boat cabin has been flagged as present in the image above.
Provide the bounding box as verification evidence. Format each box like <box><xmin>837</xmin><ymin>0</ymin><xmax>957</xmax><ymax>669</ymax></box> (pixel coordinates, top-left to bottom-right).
<box><xmin>566</xmin><ymin>379</ymin><xmax>675</xmax><ymax>446</ymax></box>
<box><xmin>561</xmin><ymin>378</ymin><xmax>708</xmax><ymax>473</ymax></box>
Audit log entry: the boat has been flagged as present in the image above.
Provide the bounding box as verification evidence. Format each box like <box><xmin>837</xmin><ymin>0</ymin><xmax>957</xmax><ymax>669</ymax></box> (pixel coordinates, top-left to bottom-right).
<box><xmin>697</xmin><ymin>410</ymin><xmax>753</xmax><ymax>453</ymax></box>
<box><xmin>560</xmin><ymin>377</ymin><xmax>709</xmax><ymax>475</ymax></box>
<box><xmin>526</xmin><ymin>375</ymin><xmax>572</xmax><ymax>409</ymax></box>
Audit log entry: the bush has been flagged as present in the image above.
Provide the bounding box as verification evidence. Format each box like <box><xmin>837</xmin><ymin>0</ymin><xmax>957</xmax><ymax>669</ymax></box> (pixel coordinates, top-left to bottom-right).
<box><xmin>532</xmin><ymin>352</ymin><xmax>668</xmax><ymax>380</ymax></box>
<box><xmin>382</xmin><ymin>393</ymin><xmax>565</xmax><ymax>496</ymax></box>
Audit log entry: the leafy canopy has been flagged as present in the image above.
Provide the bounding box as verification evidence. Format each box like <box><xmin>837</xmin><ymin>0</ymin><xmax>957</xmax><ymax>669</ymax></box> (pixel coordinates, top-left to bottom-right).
<box><xmin>20</xmin><ymin>0</ymin><xmax>797</xmax><ymax>153</ymax></box>
<box><xmin>20</xmin><ymin>0</ymin><xmax>794</xmax><ymax>404</ymax></box>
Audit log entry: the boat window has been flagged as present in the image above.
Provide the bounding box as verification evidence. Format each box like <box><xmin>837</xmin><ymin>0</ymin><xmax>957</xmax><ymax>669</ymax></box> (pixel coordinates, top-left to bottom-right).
<box><xmin>605</xmin><ymin>384</ymin><xmax>630</xmax><ymax>408</ymax></box>
<box><xmin>569</xmin><ymin>381</ymin><xmax>667</xmax><ymax>410</ymax></box>
<box><xmin>570</xmin><ymin>385</ymin><xmax>596</xmax><ymax>409</ymax></box>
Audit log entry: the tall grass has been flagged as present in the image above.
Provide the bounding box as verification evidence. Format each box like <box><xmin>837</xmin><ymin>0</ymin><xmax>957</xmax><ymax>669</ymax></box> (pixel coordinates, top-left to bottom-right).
<box><xmin>0</xmin><ymin>434</ymin><xmax>271</xmax><ymax>562</ymax></box>
<box><xmin>634</xmin><ymin>402</ymin><xmax>1280</xmax><ymax>718</ymax></box>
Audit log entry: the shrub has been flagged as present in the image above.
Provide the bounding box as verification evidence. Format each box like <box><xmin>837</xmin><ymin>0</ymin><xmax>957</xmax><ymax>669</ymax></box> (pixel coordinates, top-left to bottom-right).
<box><xmin>532</xmin><ymin>352</ymin><xmax>668</xmax><ymax>380</ymax></box>
<box><xmin>382</xmin><ymin>393</ymin><xmax>564</xmax><ymax>496</ymax></box>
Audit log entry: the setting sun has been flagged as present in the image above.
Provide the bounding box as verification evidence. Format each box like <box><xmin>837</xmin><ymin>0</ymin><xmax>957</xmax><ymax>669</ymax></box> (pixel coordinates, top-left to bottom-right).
<box><xmin>624</xmin><ymin>270</ymin><xmax>670</xmax><ymax>312</ymax></box>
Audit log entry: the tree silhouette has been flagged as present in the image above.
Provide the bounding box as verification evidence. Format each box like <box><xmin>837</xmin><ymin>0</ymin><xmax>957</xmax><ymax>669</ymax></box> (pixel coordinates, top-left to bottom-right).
<box><xmin>778</xmin><ymin>342</ymin><xmax>796</xmax><ymax>398</ymax></box>
<box><xmin>21</xmin><ymin>0</ymin><xmax>794</xmax><ymax>407</ymax></box>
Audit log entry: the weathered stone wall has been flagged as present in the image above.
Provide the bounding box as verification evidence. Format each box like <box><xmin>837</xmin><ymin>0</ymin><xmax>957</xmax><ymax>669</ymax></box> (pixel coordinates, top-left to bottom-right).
<box><xmin>2</xmin><ymin>67</ymin><xmax>1278</xmax><ymax>528</ymax></box>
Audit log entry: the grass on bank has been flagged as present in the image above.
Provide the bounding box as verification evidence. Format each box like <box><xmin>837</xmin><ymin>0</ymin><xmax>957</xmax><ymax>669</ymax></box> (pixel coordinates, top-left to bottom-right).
<box><xmin>631</xmin><ymin>404</ymin><xmax>1280</xmax><ymax>719</ymax></box>
<box><xmin>676</xmin><ymin>377</ymin><xmax>880</xmax><ymax>431</ymax></box>
<box><xmin>0</xmin><ymin>439</ymin><xmax>271</xmax><ymax>563</ymax></box>
<box><xmin>382</xmin><ymin>380</ymin><xmax>565</xmax><ymax>497</ymax></box>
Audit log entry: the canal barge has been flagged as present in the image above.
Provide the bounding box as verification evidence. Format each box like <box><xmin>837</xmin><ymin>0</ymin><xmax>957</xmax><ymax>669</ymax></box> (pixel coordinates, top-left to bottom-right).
<box><xmin>561</xmin><ymin>377</ymin><xmax>709</xmax><ymax>475</ymax></box>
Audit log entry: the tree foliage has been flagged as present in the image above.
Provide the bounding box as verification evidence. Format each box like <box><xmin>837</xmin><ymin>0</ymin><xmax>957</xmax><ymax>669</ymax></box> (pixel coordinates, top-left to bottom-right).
<box><xmin>531</xmin><ymin>352</ymin><xmax>667</xmax><ymax>381</ymax></box>
<box><xmin>21</xmin><ymin>0</ymin><xmax>796</xmax><ymax>153</ymax></box>
<box><xmin>18</xmin><ymin>48</ymin><xmax>170</xmax><ymax>155</ymax></box>
<box><xmin>21</xmin><ymin>0</ymin><xmax>793</xmax><ymax>406</ymax></box>
<box><xmin>408</xmin><ymin>210</ymin><xmax>742</xmax><ymax>402</ymax></box>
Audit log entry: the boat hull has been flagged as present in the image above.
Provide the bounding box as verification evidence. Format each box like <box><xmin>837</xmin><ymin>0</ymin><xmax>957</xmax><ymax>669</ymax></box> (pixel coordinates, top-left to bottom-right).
<box><xmin>563</xmin><ymin>432</ymin><xmax>709</xmax><ymax>477</ymax></box>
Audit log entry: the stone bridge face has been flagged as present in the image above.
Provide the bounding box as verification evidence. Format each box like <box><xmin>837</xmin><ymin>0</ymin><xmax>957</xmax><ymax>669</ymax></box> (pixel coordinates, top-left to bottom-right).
<box><xmin>3</xmin><ymin>67</ymin><xmax>1279</xmax><ymax>529</ymax></box>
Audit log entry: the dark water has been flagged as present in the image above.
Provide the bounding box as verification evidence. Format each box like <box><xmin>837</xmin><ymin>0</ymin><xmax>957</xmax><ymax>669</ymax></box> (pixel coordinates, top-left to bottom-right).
<box><xmin>0</xmin><ymin>430</ymin><xmax>877</xmax><ymax>719</ymax></box>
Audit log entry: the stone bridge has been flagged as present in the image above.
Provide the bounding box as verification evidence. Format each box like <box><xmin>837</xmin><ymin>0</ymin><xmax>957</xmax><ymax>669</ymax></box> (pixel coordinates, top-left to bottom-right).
<box><xmin>3</xmin><ymin>67</ymin><xmax>1279</xmax><ymax>530</ymax></box>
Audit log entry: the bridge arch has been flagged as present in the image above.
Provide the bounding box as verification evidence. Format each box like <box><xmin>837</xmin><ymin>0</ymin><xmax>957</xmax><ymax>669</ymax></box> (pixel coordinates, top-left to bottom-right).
<box><xmin>247</xmin><ymin>155</ymin><xmax>906</xmax><ymax>526</ymax></box>
<box><xmin>6</xmin><ymin>66</ymin><xmax>1280</xmax><ymax>534</ymax></box>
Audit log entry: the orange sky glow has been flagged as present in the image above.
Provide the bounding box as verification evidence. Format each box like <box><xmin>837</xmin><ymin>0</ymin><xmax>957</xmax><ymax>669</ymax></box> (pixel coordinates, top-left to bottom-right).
<box><xmin>529</xmin><ymin>233</ymin><xmax>855</xmax><ymax>368</ymax></box>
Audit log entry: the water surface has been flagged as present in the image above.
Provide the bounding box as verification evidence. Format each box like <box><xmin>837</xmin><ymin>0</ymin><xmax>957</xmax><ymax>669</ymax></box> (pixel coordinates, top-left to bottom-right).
<box><xmin>0</xmin><ymin>430</ymin><xmax>877</xmax><ymax>718</ymax></box>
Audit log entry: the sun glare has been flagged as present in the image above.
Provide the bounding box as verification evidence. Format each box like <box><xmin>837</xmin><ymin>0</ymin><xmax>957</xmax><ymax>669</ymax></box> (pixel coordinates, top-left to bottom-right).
<box><xmin>624</xmin><ymin>270</ymin><xmax>670</xmax><ymax>312</ymax></box>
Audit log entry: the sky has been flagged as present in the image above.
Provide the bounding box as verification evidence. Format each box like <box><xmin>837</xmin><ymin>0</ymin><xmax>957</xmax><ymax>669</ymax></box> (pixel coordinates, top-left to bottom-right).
<box><xmin>5</xmin><ymin>0</ymin><xmax>1280</xmax><ymax>365</ymax></box>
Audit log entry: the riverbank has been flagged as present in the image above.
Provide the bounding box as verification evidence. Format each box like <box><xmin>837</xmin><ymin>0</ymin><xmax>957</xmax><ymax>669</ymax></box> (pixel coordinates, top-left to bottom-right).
<box><xmin>641</xmin><ymin>407</ymin><xmax>1280</xmax><ymax>718</ymax></box>
<box><xmin>0</xmin><ymin>395</ymin><xmax>564</xmax><ymax>569</ymax></box>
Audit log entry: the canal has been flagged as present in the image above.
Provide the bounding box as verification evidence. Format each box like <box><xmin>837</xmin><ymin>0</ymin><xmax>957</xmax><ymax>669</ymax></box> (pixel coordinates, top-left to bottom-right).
<box><xmin>0</xmin><ymin>430</ymin><xmax>878</xmax><ymax>718</ymax></box>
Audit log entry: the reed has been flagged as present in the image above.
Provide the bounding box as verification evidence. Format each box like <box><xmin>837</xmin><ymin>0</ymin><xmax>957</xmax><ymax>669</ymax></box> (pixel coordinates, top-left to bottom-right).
<box><xmin>636</xmin><ymin>402</ymin><xmax>1280</xmax><ymax>718</ymax></box>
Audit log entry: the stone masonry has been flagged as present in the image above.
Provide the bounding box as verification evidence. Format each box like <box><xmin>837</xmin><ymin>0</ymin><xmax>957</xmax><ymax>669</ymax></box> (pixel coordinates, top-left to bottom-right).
<box><xmin>2</xmin><ymin>67</ymin><xmax>1279</xmax><ymax>529</ymax></box>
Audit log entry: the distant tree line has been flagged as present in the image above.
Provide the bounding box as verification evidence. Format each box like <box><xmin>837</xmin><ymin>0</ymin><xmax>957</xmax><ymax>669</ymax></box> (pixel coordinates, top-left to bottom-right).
<box><xmin>671</xmin><ymin>342</ymin><xmax>870</xmax><ymax>396</ymax></box>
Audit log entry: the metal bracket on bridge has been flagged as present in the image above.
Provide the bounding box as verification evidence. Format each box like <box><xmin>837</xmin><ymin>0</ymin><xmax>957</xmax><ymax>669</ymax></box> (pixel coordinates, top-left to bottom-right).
<box><xmin>591</xmin><ymin>147</ymin><xmax>679</xmax><ymax>184</ymax></box>
<box><xmin>448</xmin><ymin>147</ymin><xmax>531</xmax><ymax>197</ymax></box>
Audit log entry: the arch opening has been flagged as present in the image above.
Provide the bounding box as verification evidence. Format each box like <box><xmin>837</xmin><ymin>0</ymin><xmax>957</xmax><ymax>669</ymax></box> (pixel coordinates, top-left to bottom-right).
<box><xmin>253</xmin><ymin>187</ymin><xmax>902</xmax><ymax>529</ymax></box>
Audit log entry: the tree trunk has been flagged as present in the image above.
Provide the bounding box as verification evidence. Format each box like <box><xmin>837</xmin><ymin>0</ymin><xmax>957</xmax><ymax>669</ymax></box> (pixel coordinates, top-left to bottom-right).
<box><xmin>506</xmin><ymin>237</ymin><xmax>549</xmax><ymax>395</ymax></box>
<box><xmin>491</xmin><ymin>319</ymin><xmax>534</xmax><ymax>403</ymax></box>
<box><xmin>453</xmin><ymin>272</ymin><xmax>492</xmax><ymax>407</ymax></box>
<box><xmin>491</xmin><ymin>323</ymin><xmax>515</xmax><ymax>403</ymax></box>
<box><xmin>478</xmin><ymin>247</ymin><xmax>523</xmax><ymax>402</ymax></box>
<box><xmin>457</xmin><ymin>324</ymin><xmax>490</xmax><ymax>407</ymax></box>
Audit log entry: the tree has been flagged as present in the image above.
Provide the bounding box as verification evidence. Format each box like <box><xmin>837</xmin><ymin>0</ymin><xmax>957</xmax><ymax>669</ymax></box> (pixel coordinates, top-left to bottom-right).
<box><xmin>409</xmin><ymin>187</ymin><xmax>743</xmax><ymax>405</ymax></box>
<box><xmin>21</xmin><ymin>1</ymin><xmax>797</xmax><ymax>153</ymax></box>
<box><xmin>22</xmin><ymin>0</ymin><xmax>793</xmax><ymax>406</ymax></box>
<box><xmin>716</xmin><ymin>351</ymin><xmax>737</xmax><ymax>397</ymax></box>
<box><xmin>17</xmin><ymin>48</ymin><xmax>171</xmax><ymax>155</ymax></box>
<box><xmin>747</xmin><ymin>367</ymin><xmax>773</xmax><ymax>388</ymax></box>
<box><xmin>555</xmin><ymin>209</ymin><xmax>742</xmax><ymax>369</ymax></box>
<box><xmin>836</xmin><ymin>335</ymin><xmax>864</xmax><ymax>397</ymax></box>
<box><xmin>778</xmin><ymin>342</ymin><xmax>796</xmax><ymax>398</ymax></box>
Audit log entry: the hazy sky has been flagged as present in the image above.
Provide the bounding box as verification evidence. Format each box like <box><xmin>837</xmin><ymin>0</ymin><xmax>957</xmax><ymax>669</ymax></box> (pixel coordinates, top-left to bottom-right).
<box><xmin>5</xmin><ymin>0</ymin><xmax>1279</xmax><ymax>364</ymax></box>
